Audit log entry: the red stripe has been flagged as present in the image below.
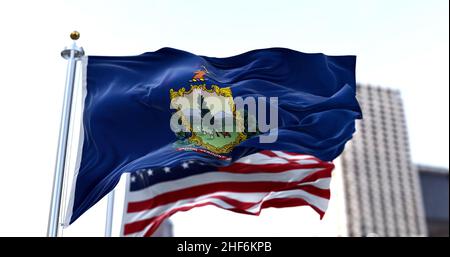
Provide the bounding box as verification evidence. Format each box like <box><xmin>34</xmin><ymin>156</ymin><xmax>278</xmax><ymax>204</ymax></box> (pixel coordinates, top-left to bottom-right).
<box><xmin>144</xmin><ymin>200</ymin><xmax>243</xmax><ymax>237</ymax></box>
<box><xmin>140</xmin><ymin>198</ymin><xmax>325</xmax><ymax>236</ymax></box>
<box><xmin>258</xmin><ymin>198</ymin><xmax>325</xmax><ymax>219</ymax></box>
<box><xmin>124</xmin><ymin>192</ymin><xmax>327</xmax><ymax>236</ymax></box>
<box><xmin>258</xmin><ymin>150</ymin><xmax>280</xmax><ymax>158</ymax></box>
<box><xmin>144</xmin><ymin>198</ymin><xmax>325</xmax><ymax>237</ymax></box>
<box><xmin>123</xmin><ymin>151</ymin><xmax>334</xmax><ymax>237</ymax></box>
<box><xmin>125</xmin><ymin>197</ymin><xmax>251</xmax><ymax>235</ymax></box>
<box><xmin>299</xmin><ymin>165</ymin><xmax>334</xmax><ymax>183</ymax></box>
<box><xmin>127</xmin><ymin>171</ymin><xmax>331</xmax><ymax>213</ymax></box>
<box><xmin>142</xmin><ymin>198</ymin><xmax>325</xmax><ymax>237</ymax></box>
<box><xmin>297</xmin><ymin>185</ymin><xmax>330</xmax><ymax>199</ymax></box>
<box><xmin>128</xmin><ymin>181</ymin><xmax>292</xmax><ymax>213</ymax></box>
<box><xmin>219</xmin><ymin>161</ymin><xmax>332</xmax><ymax>173</ymax></box>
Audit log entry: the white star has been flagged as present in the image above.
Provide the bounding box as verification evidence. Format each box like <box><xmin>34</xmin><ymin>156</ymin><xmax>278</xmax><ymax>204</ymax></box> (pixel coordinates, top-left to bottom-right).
<box><xmin>131</xmin><ymin>176</ymin><xmax>136</xmax><ymax>182</ymax></box>
<box><xmin>181</xmin><ymin>162</ymin><xmax>189</xmax><ymax>169</ymax></box>
<box><xmin>188</xmin><ymin>160</ymin><xmax>194</xmax><ymax>164</ymax></box>
<box><xmin>147</xmin><ymin>169</ymin><xmax>153</xmax><ymax>176</ymax></box>
<box><xmin>163</xmin><ymin>167</ymin><xmax>171</xmax><ymax>173</ymax></box>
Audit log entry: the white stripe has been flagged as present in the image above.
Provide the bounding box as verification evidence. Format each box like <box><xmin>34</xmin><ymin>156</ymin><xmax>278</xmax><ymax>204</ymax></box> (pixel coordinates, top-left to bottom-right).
<box><xmin>299</xmin><ymin>177</ymin><xmax>331</xmax><ymax>189</ymax></box>
<box><xmin>124</xmin><ymin>178</ymin><xmax>331</xmax><ymax>223</ymax></box>
<box><xmin>122</xmin><ymin>151</ymin><xmax>329</xmax><ymax>236</ymax></box>
<box><xmin>124</xmin><ymin>196</ymin><xmax>238</xmax><ymax>237</ymax></box>
<box><xmin>127</xmin><ymin>167</ymin><xmax>325</xmax><ymax>202</ymax></box>
<box><xmin>235</xmin><ymin>152</ymin><xmax>288</xmax><ymax>164</ymax></box>
<box><xmin>125</xmin><ymin>191</ymin><xmax>265</xmax><ymax>222</ymax></box>
<box><xmin>123</xmin><ymin>188</ymin><xmax>329</xmax><ymax>236</ymax></box>
<box><xmin>270</xmin><ymin>151</ymin><xmax>320</xmax><ymax>164</ymax></box>
<box><xmin>296</xmin><ymin>159</ymin><xmax>319</xmax><ymax>165</ymax></box>
<box><xmin>272</xmin><ymin>151</ymin><xmax>317</xmax><ymax>160</ymax></box>
<box><xmin>245</xmin><ymin>189</ymin><xmax>329</xmax><ymax>213</ymax></box>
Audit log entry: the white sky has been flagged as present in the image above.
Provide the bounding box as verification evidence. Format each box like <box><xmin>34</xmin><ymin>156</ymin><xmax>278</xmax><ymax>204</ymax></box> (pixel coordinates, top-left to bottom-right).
<box><xmin>0</xmin><ymin>0</ymin><xmax>448</xmax><ymax>236</ymax></box>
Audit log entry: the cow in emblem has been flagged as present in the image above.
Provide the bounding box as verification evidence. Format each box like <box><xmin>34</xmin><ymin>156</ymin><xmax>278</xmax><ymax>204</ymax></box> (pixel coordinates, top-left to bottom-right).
<box><xmin>169</xmin><ymin>68</ymin><xmax>251</xmax><ymax>155</ymax></box>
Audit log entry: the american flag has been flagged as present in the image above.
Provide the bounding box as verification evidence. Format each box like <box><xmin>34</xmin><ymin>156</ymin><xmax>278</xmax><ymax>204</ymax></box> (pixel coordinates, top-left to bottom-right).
<box><xmin>121</xmin><ymin>150</ymin><xmax>334</xmax><ymax>237</ymax></box>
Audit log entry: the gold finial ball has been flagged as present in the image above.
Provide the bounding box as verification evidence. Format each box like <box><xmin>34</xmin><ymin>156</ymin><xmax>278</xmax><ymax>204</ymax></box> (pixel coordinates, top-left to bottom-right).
<box><xmin>70</xmin><ymin>31</ymin><xmax>80</xmax><ymax>40</ymax></box>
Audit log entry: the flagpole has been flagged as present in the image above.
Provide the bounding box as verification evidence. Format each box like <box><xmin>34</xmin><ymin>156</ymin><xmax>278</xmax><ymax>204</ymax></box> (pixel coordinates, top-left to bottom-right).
<box><xmin>47</xmin><ymin>31</ymin><xmax>84</xmax><ymax>237</ymax></box>
<box><xmin>105</xmin><ymin>190</ymin><xmax>115</xmax><ymax>237</ymax></box>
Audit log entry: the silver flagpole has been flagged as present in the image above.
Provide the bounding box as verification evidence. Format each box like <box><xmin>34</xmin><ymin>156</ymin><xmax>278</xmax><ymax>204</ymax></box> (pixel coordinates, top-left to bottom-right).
<box><xmin>47</xmin><ymin>31</ymin><xmax>84</xmax><ymax>237</ymax></box>
<box><xmin>105</xmin><ymin>190</ymin><xmax>115</xmax><ymax>237</ymax></box>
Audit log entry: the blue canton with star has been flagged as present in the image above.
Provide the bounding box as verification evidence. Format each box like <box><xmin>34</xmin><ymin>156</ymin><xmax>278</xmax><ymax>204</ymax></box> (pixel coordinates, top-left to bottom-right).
<box><xmin>129</xmin><ymin>161</ymin><xmax>217</xmax><ymax>192</ymax></box>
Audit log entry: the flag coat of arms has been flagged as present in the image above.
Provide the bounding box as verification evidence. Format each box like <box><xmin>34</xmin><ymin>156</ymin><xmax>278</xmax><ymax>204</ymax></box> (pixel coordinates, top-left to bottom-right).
<box><xmin>64</xmin><ymin>47</ymin><xmax>362</xmax><ymax>236</ymax></box>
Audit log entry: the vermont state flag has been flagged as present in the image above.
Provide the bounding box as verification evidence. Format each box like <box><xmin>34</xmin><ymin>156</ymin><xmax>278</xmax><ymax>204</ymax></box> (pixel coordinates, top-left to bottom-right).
<box><xmin>64</xmin><ymin>47</ymin><xmax>362</xmax><ymax>230</ymax></box>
